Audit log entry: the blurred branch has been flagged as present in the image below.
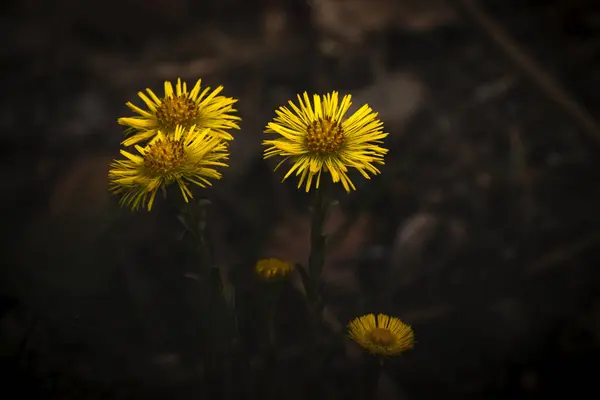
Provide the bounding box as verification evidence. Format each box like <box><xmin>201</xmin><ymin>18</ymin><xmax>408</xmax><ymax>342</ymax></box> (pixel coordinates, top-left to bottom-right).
<box><xmin>89</xmin><ymin>31</ymin><xmax>305</xmax><ymax>88</ymax></box>
<box><xmin>526</xmin><ymin>232</ymin><xmax>600</xmax><ymax>276</ymax></box>
<box><xmin>456</xmin><ymin>0</ymin><xmax>600</xmax><ymax>148</ymax></box>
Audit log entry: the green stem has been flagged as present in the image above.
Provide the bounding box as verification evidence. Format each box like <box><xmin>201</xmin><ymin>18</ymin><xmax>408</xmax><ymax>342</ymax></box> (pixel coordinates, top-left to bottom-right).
<box><xmin>303</xmin><ymin>188</ymin><xmax>331</xmax><ymax>400</ymax></box>
<box><xmin>300</xmin><ymin>187</ymin><xmax>330</xmax><ymax>345</ymax></box>
<box><xmin>196</xmin><ymin>200</ymin><xmax>216</xmax><ymax>276</ymax></box>
<box><xmin>193</xmin><ymin>199</ymin><xmax>237</xmax><ymax>327</ymax></box>
<box><xmin>179</xmin><ymin>199</ymin><xmax>213</xmax><ymax>275</ymax></box>
<box><xmin>180</xmin><ymin>199</ymin><xmax>235</xmax><ymax>400</ymax></box>
<box><xmin>307</xmin><ymin>188</ymin><xmax>328</xmax><ymax>310</ymax></box>
<box><xmin>258</xmin><ymin>283</ymin><xmax>280</xmax><ymax>398</ymax></box>
<box><xmin>363</xmin><ymin>357</ymin><xmax>384</xmax><ymax>399</ymax></box>
<box><xmin>264</xmin><ymin>283</ymin><xmax>281</xmax><ymax>350</ymax></box>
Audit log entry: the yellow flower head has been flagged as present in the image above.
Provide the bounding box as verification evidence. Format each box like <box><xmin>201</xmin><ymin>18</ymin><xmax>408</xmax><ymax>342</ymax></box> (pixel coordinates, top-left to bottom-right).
<box><xmin>118</xmin><ymin>78</ymin><xmax>241</xmax><ymax>146</ymax></box>
<box><xmin>255</xmin><ymin>258</ymin><xmax>295</xmax><ymax>280</ymax></box>
<box><xmin>263</xmin><ymin>92</ymin><xmax>388</xmax><ymax>192</ymax></box>
<box><xmin>348</xmin><ymin>313</ymin><xmax>414</xmax><ymax>357</ymax></box>
<box><xmin>109</xmin><ymin>125</ymin><xmax>228</xmax><ymax>211</ymax></box>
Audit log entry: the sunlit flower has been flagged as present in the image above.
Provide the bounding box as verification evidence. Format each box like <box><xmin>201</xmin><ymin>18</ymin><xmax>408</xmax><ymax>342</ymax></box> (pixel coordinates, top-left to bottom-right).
<box><xmin>255</xmin><ymin>258</ymin><xmax>295</xmax><ymax>280</ymax></box>
<box><xmin>348</xmin><ymin>313</ymin><xmax>414</xmax><ymax>357</ymax></box>
<box><xmin>263</xmin><ymin>92</ymin><xmax>388</xmax><ymax>192</ymax></box>
<box><xmin>109</xmin><ymin>125</ymin><xmax>228</xmax><ymax>211</ymax></box>
<box><xmin>118</xmin><ymin>78</ymin><xmax>240</xmax><ymax>146</ymax></box>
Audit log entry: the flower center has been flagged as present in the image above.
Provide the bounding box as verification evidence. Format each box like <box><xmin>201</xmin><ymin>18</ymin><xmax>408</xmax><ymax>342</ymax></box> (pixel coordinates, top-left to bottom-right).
<box><xmin>306</xmin><ymin>118</ymin><xmax>344</xmax><ymax>153</ymax></box>
<box><xmin>367</xmin><ymin>328</ymin><xmax>396</xmax><ymax>347</ymax></box>
<box><xmin>155</xmin><ymin>95</ymin><xmax>199</xmax><ymax>131</ymax></box>
<box><xmin>144</xmin><ymin>138</ymin><xmax>186</xmax><ymax>175</ymax></box>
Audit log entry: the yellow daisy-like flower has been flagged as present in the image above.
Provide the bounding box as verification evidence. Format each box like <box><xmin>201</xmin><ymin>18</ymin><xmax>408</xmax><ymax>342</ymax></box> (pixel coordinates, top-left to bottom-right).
<box><xmin>118</xmin><ymin>78</ymin><xmax>240</xmax><ymax>146</ymax></box>
<box><xmin>263</xmin><ymin>92</ymin><xmax>388</xmax><ymax>192</ymax></box>
<box><xmin>108</xmin><ymin>125</ymin><xmax>228</xmax><ymax>211</ymax></box>
<box><xmin>255</xmin><ymin>258</ymin><xmax>295</xmax><ymax>280</ymax></box>
<box><xmin>348</xmin><ymin>313</ymin><xmax>414</xmax><ymax>357</ymax></box>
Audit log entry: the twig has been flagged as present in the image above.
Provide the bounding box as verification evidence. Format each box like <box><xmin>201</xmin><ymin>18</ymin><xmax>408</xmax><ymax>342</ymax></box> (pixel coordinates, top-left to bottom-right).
<box><xmin>456</xmin><ymin>0</ymin><xmax>600</xmax><ymax>148</ymax></box>
<box><xmin>526</xmin><ymin>232</ymin><xmax>600</xmax><ymax>276</ymax></box>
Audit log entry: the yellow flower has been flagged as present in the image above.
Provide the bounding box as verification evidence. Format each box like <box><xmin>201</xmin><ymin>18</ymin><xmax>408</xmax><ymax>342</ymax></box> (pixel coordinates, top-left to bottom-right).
<box><xmin>263</xmin><ymin>92</ymin><xmax>388</xmax><ymax>192</ymax></box>
<box><xmin>348</xmin><ymin>313</ymin><xmax>414</xmax><ymax>357</ymax></box>
<box><xmin>255</xmin><ymin>258</ymin><xmax>295</xmax><ymax>280</ymax></box>
<box><xmin>108</xmin><ymin>125</ymin><xmax>228</xmax><ymax>211</ymax></box>
<box><xmin>118</xmin><ymin>78</ymin><xmax>240</xmax><ymax>146</ymax></box>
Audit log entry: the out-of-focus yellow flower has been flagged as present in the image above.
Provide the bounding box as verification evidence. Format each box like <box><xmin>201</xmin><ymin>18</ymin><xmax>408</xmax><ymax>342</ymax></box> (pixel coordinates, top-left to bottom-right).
<box><xmin>348</xmin><ymin>313</ymin><xmax>414</xmax><ymax>357</ymax></box>
<box><xmin>118</xmin><ymin>78</ymin><xmax>240</xmax><ymax>146</ymax></box>
<box><xmin>263</xmin><ymin>92</ymin><xmax>388</xmax><ymax>192</ymax></box>
<box><xmin>109</xmin><ymin>125</ymin><xmax>228</xmax><ymax>211</ymax></box>
<box><xmin>255</xmin><ymin>258</ymin><xmax>295</xmax><ymax>280</ymax></box>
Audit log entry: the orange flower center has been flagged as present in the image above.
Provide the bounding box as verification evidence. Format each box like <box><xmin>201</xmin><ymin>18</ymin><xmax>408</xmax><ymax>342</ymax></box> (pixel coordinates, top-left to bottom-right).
<box><xmin>367</xmin><ymin>328</ymin><xmax>396</xmax><ymax>347</ymax></box>
<box><xmin>144</xmin><ymin>138</ymin><xmax>185</xmax><ymax>175</ymax></box>
<box><xmin>306</xmin><ymin>118</ymin><xmax>344</xmax><ymax>153</ymax></box>
<box><xmin>156</xmin><ymin>95</ymin><xmax>199</xmax><ymax>131</ymax></box>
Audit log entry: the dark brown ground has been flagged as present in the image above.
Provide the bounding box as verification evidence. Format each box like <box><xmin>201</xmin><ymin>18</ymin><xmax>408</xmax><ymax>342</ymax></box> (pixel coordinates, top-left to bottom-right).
<box><xmin>2</xmin><ymin>0</ymin><xmax>600</xmax><ymax>398</ymax></box>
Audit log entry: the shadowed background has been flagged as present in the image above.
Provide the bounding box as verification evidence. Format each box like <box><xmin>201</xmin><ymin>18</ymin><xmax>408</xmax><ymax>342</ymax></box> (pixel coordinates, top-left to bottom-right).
<box><xmin>2</xmin><ymin>0</ymin><xmax>600</xmax><ymax>398</ymax></box>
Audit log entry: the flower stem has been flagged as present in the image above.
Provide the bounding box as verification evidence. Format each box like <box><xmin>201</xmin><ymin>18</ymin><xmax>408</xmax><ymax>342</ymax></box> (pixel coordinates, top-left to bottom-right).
<box><xmin>178</xmin><ymin>198</ymin><xmax>213</xmax><ymax>275</ymax></box>
<box><xmin>301</xmin><ymin>188</ymin><xmax>332</xmax><ymax>400</ymax></box>
<box><xmin>307</xmin><ymin>188</ymin><xmax>328</xmax><ymax>311</ymax></box>
<box><xmin>264</xmin><ymin>282</ymin><xmax>281</xmax><ymax>350</ymax></box>
<box><xmin>363</xmin><ymin>357</ymin><xmax>384</xmax><ymax>399</ymax></box>
<box><xmin>196</xmin><ymin>199</ymin><xmax>213</xmax><ymax>274</ymax></box>
<box><xmin>179</xmin><ymin>198</ymin><xmax>237</xmax><ymax>399</ymax></box>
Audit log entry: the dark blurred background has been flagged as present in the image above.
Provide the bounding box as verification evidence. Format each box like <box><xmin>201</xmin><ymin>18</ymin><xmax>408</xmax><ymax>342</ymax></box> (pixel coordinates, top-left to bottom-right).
<box><xmin>2</xmin><ymin>0</ymin><xmax>600</xmax><ymax>398</ymax></box>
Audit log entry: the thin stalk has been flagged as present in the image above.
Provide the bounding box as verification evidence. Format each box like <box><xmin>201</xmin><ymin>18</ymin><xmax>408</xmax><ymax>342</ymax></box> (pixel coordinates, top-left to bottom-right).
<box><xmin>301</xmin><ymin>187</ymin><xmax>330</xmax><ymax>339</ymax></box>
<box><xmin>180</xmin><ymin>198</ymin><xmax>234</xmax><ymax>400</ymax></box>
<box><xmin>303</xmin><ymin>187</ymin><xmax>331</xmax><ymax>400</ymax></box>
<box><xmin>308</xmin><ymin>188</ymin><xmax>328</xmax><ymax>286</ymax></box>
<box><xmin>197</xmin><ymin>199</ymin><xmax>215</xmax><ymax>277</ymax></box>
<box><xmin>363</xmin><ymin>357</ymin><xmax>384</xmax><ymax>400</ymax></box>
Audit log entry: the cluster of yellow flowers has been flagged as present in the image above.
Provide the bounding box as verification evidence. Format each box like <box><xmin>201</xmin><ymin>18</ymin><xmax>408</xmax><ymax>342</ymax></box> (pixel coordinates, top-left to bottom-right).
<box><xmin>109</xmin><ymin>77</ymin><xmax>414</xmax><ymax>358</ymax></box>
<box><xmin>109</xmin><ymin>78</ymin><xmax>389</xmax><ymax>210</ymax></box>
<box><xmin>109</xmin><ymin>79</ymin><xmax>238</xmax><ymax>210</ymax></box>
